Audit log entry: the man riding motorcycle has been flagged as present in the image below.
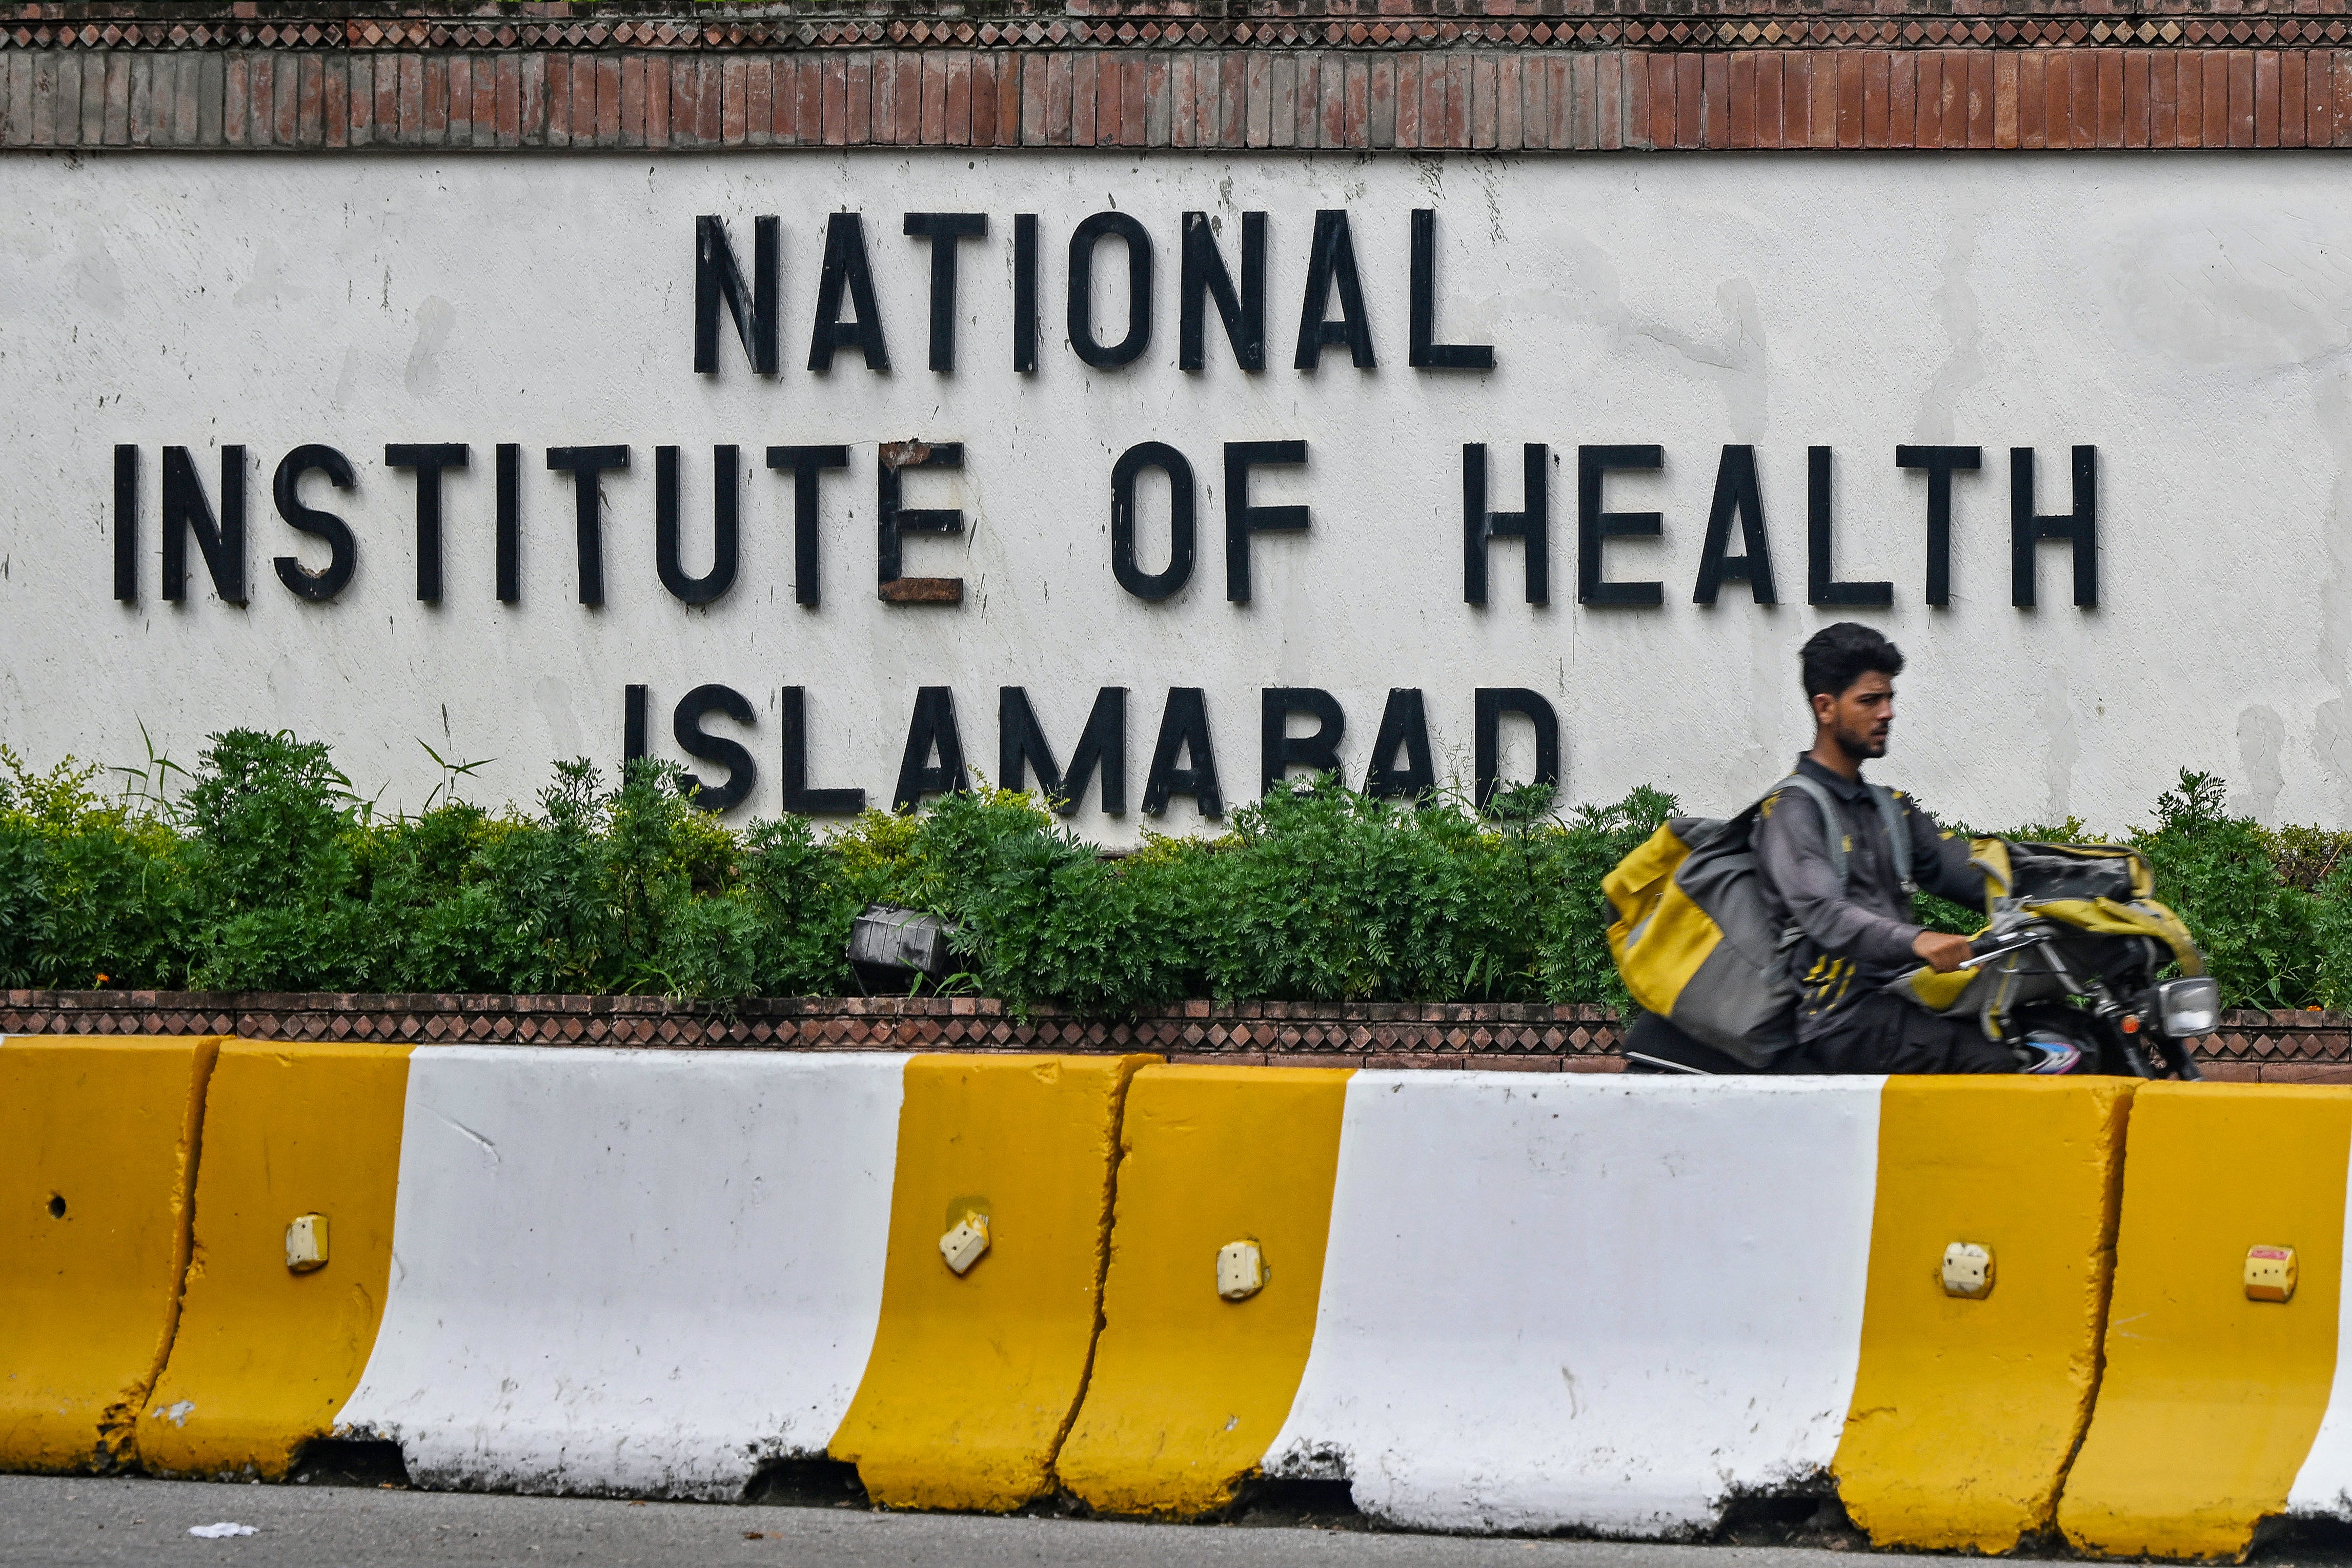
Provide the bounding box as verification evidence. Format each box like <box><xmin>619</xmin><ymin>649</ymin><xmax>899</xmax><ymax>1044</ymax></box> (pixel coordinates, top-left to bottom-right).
<box><xmin>1754</xmin><ymin>622</ymin><xmax>2077</xmax><ymax>1075</ymax></box>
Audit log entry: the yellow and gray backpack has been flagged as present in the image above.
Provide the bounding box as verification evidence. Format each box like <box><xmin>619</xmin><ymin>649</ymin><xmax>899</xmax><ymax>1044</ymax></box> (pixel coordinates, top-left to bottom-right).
<box><xmin>1603</xmin><ymin>775</ymin><xmax>1909</xmax><ymax>1068</ymax></box>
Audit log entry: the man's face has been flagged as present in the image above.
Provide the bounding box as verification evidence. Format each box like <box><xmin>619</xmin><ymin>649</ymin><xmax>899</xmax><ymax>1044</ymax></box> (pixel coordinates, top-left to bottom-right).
<box><xmin>1812</xmin><ymin>669</ymin><xmax>1895</xmax><ymax>760</ymax></box>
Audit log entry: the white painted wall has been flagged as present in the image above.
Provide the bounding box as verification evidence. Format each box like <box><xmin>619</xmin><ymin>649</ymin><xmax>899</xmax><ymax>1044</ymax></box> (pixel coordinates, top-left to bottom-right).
<box><xmin>0</xmin><ymin>150</ymin><xmax>2341</xmax><ymax>842</ymax></box>
<box><xmin>1264</xmin><ymin>1071</ymin><xmax>1884</xmax><ymax>1534</ymax></box>
<box><xmin>337</xmin><ymin>1047</ymin><xmax>907</xmax><ymax>1498</ymax></box>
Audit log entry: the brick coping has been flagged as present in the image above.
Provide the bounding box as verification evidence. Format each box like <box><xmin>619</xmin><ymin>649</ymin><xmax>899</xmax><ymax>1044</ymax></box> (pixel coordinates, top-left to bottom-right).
<box><xmin>5</xmin><ymin>6</ymin><xmax>2346</xmax><ymax>57</ymax></box>
<box><xmin>4</xmin><ymin>38</ymin><xmax>2343</xmax><ymax>155</ymax></box>
<box><xmin>3</xmin><ymin>990</ymin><xmax>2345</xmax><ymax>1083</ymax></box>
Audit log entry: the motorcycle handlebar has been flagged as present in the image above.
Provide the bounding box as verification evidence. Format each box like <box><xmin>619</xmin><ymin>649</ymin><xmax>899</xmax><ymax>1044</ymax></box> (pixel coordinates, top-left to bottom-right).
<box><xmin>1960</xmin><ymin>931</ymin><xmax>2046</xmax><ymax>969</ymax></box>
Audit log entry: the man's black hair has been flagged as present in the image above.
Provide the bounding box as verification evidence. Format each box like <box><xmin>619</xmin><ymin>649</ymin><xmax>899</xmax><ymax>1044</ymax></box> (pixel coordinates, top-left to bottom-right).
<box><xmin>1800</xmin><ymin>621</ymin><xmax>1904</xmax><ymax>701</ymax></box>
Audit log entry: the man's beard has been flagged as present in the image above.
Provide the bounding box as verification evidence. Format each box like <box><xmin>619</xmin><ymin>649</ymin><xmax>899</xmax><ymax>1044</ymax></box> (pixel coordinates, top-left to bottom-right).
<box><xmin>1834</xmin><ymin>724</ymin><xmax>1888</xmax><ymax>761</ymax></box>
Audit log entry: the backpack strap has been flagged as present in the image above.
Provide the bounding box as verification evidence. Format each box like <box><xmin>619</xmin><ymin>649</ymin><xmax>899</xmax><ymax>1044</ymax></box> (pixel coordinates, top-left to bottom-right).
<box><xmin>1774</xmin><ymin>773</ymin><xmax>1852</xmax><ymax>889</ymax></box>
<box><xmin>1868</xmin><ymin>783</ymin><xmax>1916</xmax><ymax>899</ymax></box>
<box><xmin>1772</xmin><ymin>772</ymin><xmax>1916</xmax><ymax>901</ymax></box>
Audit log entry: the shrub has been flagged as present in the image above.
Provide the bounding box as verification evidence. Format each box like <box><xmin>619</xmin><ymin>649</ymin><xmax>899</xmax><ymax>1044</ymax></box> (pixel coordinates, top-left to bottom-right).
<box><xmin>0</xmin><ymin>747</ymin><xmax>190</xmax><ymax>989</ymax></box>
<box><xmin>3</xmin><ymin>730</ymin><xmax>2346</xmax><ymax>1015</ymax></box>
<box><xmin>2132</xmin><ymin>770</ymin><xmax>2323</xmax><ymax>1011</ymax></box>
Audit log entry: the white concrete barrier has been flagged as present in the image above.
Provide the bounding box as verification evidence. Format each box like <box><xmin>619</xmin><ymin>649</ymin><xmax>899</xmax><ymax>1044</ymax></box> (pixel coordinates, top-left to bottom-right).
<box><xmin>1061</xmin><ymin>1070</ymin><xmax>2131</xmax><ymax>1547</ymax></box>
<box><xmin>1261</xmin><ymin>1072</ymin><xmax>1886</xmax><ymax>1535</ymax></box>
<box><xmin>120</xmin><ymin>1044</ymin><xmax>2121</xmax><ymax>1537</ymax></box>
<box><xmin>335</xmin><ymin>1046</ymin><xmax>908</xmax><ymax>1497</ymax></box>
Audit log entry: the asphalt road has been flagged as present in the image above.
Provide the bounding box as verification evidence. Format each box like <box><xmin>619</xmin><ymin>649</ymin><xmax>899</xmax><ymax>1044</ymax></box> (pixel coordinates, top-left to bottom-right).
<box><xmin>0</xmin><ymin>1474</ymin><xmax>1890</xmax><ymax>1568</ymax></box>
<box><xmin>15</xmin><ymin>1474</ymin><xmax>2352</xmax><ymax>1568</ymax></box>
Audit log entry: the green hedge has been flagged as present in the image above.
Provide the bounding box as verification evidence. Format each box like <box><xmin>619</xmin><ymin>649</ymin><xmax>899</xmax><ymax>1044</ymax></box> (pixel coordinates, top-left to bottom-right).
<box><xmin>1</xmin><ymin>730</ymin><xmax>2345</xmax><ymax>1014</ymax></box>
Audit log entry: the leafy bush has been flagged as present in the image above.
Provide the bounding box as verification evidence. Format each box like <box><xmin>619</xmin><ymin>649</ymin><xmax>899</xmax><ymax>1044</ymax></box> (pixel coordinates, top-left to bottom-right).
<box><xmin>2132</xmin><ymin>771</ymin><xmax>2323</xmax><ymax>1011</ymax></box>
<box><xmin>2</xmin><ymin>730</ymin><xmax>2347</xmax><ymax>1015</ymax></box>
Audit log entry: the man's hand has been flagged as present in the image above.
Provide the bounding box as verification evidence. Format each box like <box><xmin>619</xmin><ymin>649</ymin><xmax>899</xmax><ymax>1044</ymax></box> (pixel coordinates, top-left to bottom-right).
<box><xmin>1912</xmin><ymin>929</ymin><xmax>1974</xmax><ymax>974</ymax></box>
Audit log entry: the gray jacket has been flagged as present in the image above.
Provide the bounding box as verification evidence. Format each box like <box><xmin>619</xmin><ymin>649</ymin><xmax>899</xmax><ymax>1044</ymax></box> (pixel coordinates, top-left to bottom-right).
<box><xmin>1752</xmin><ymin>757</ymin><xmax>1984</xmax><ymax>1040</ymax></box>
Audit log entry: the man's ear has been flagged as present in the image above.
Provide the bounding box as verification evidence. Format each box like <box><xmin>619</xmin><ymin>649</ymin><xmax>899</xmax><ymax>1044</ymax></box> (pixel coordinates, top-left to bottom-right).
<box><xmin>1808</xmin><ymin>691</ymin><xmax>1835</xmax><ymax>727</ymax></box>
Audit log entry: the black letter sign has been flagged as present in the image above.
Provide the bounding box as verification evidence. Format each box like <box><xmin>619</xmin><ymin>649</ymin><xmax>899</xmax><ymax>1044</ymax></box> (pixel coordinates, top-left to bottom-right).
<box><xmin>384</xmin><ymin>442</ymin><xmax>469</xmax><ymax>603</ymax></box>
<box><xmin>544</xmin><ymin>445</ymin><xmax>630</xmax><ymax>606</ymax></box>
<box><xmin>781</xmin><ymin>686</ymin><xmax>867</xmax><ymax>814</ymax></box>
<box><xmin>1142</xmin><ymin>688</ymin><xmax>1222</xmax><ymax>818</ymax></box>
<box><xmin>1474</xmin><ymin>688</ymin><xmax>1560</xmax><ymax>811</ymax></box>
<box><xmin>161</xmin><ymin>445</ymin><xmax>247</xmax><ymax>605</ymax></box>
<box><xmin>1409</xmin><ymin>210</ymin><xmax>1495</xmax><ymax>371</ymax></box>
<box><xmin>655</xmin><ymin>446</ymin><xmax>741</xmax><ymax>607</ymax></box>
<box><xmin>766</xmin><ymin>444</ymin><xmax>851</xmax><ymax>607</ymax></box>
<box><xmin>903</xmin><ymin>212</ymin><xmax>989</xmax><ymax>373</ymax></box>
<box><xmin>1896</xmin><ymin>444</ymin><xmax>1981</xmax><ymax>607</ymax></box>
<box><xmin>496</xmin><ymin>443</ymin><xmax>522</xmax><ymax>604</ymax></box>
<box><xmin>1111</xmin><ymin>442</ymin><xmax>1196</xmax><ymax>602</ymax></box>
<box><xmin>1001</xmin><ymin>686</ymin><xmax>1128</xmax><ymax>816</ymax></box>
<box><xmin>876</xmin><ymin>441</ymin><xmax>965</xmax><ymax>605</ymax></box>
<box><xmin>1293</xmin><ymin>211</ymin><xmax>1375</xmax><ymax>371</ymax></box>
<box><xmin>808</xmin><ymin>213</ymin><xmax>891</xmax><ymax>373</ymax></box>
<box><xmin>1261</xmin><ymin>687</ymin><xmax>1347</xmax><ymax>795</ymax></box>
<box><xmin>1180</xmin><ymin>210</ymin><xmax>1267</xmax><ymax>372</ymax></box>
<box><xmin>894</xmin><ymin>686</ymin><xmax>970</xmax><ymax>811</ymax></box>
<box><xmin>674</xmin><ymin>683</ymin><xmax>757</xmax><ymax>811</ymax></box>
<box><xmin>1068</xmin><ymin>211</ymin><xmax>1154</xmax><ymax>369</ymax></box>
<box><xmin>1224</xmin><ymin>440</ymin><xmax>1310</xmax><ymax>603</ymax></box>
<box><xmin>113</xmin><ymin>445</ymin><xmax>137</xmax><ymax>603</ymax></box>
<box><xmin>1364</xmin><ymin>689</ymin><xmax>1437</xmax><ymax>800</ymax></box>
<box><xmin>1576</xmin><ymin>445</ymin><xmax>1663</xmax><ymax>608</ymax></box>
<box><xmin>1807</xmin><ymin>447</ymin><xmax>1892</xmax><ymax>607</ymax></box>
<box><xmin>694</xmin><ymin>214</ymin><xmax>780</xmax><ymax>376</ymax></box>
<box><xmin>2011</xmin><ymin>446</ymin><xmax>2098</xmax><ymax>608</ymax></box>
<box><xmin>271</xmin><ymin>444</ymin><xmax>358</xmax><ymax>602</ymax></box>
<box><xmin>1013</xmin><ymin>213</ymin><xmax>1041</xmax><ymax>374</ymax></box>
<box><xmin>1463</xmin><ymin>443</ymin><xmax>1548</xmax><ymax>604</ymax></box>
<box><xmin>1693</xmin><ymin>445</ymin><xmax>1778</xmax><ymax>605</ymax></box>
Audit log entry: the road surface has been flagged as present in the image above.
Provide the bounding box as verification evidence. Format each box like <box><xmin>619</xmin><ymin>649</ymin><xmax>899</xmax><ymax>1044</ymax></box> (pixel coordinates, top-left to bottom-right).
<box><xmin>0</xmin><ymin>1473</ymin><xmax>1860</xmax><ymax>1568</ymax></box>
<box><xmin>4</xmin><ymin>1473</ymin><xmax>2343</xmax><ymax>1567</ymax></box>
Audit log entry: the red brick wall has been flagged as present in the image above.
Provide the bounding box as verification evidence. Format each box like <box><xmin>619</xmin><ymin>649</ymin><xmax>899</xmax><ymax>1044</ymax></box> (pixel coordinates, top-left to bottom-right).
<box><xmin>4</xmin><ymin>4</ymin><xmax>2347</xmax><ymax>152</ymax></box>
<box><xmin>4</xmin><ymin>990</ymin><xmax>2347</xmax><ymax>1080</ymax></box>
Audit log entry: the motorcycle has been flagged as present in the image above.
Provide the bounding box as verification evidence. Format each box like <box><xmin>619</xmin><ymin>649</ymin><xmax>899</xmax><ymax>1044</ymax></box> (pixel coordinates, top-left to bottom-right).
<box><xmin>1625</xmin><ymin>838</ymin><xmax>2219</xmax><ymax>1078</ymax></box>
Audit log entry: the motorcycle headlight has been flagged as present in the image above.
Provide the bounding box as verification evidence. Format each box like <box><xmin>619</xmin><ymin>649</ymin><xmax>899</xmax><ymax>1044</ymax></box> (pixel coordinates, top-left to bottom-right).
<box><xmin>2156</xmin><ymin>976</ymin><xmax>2222</xmax><ymax>1037</ymax></box>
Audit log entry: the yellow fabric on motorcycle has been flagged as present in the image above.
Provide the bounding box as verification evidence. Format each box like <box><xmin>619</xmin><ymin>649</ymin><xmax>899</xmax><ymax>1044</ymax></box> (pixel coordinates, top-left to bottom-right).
<box><xmin>1889</xmin><ymin>840</ymin><xmax>2204</xmax><ymax>1009</ymax></box>
<box><xmin>1894</xmin><ymin>964</ymin><xmax>1984</xmax><ymax>1013</ymax></box>
<box><xmin>1972</xmin><ymin>838</ymin><xmax>2017</xmax><ymax>899</ymax></box>
<box><xmin>2024</xmin><ymin>897</ymin><xmax>2203</xmax><ymax>975</ymax></box>
<box><xmin>1983</xmin><ymin>838</ymin><xmax>2200</xmax><ymax>974</ymax></box>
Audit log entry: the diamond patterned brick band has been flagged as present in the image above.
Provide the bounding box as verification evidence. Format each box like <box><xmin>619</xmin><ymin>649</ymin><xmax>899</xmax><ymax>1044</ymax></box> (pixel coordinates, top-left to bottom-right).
<box><xmin>0</xmin><ymin>990</ymin><xmax>2342</xmax><ymax>1080</ymax></box>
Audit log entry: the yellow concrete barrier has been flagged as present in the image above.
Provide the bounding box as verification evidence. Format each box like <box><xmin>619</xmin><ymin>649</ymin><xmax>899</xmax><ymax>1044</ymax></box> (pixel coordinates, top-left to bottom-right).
<box><xmin>2057</xmin><ymin>1083</ymin><xmax>2352</xmax><ymax>1561</ymax></box>
<box><xmin>135</xmin><ymin>1041</ymin><xmax>413</xmax><ymax>1479</ymax></box>
<box><xmin>1055</xmin><ymin>1064</ymin><xmax>1351</xmax><ymax>1517</ymax></box>
<box><xmin>0</xmin><ymin>1035</ymin><xmax>223</xmax><ymax>1473</ymax></box>
<box><xmin>1833</xmin><ymin>1077</ymin><xmax>2137</xmax><ymax>1552</ymax></box>
<box><xmin>828</xmin><ymin>1052</ymin><xmax>1157</xmax><ymax>1511</ymax></box>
